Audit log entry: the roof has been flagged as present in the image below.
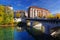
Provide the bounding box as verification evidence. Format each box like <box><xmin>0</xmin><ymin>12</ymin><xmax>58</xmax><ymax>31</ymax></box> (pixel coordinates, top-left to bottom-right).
<box><xmin>29</xmin><ymin>6</ymin><xmax>49</xmax><ymax>11</ymax></box>
<box><xmin>15</xmin><ymin>10</ymin><xmax>25</xmax><ymax>12</ymax></box>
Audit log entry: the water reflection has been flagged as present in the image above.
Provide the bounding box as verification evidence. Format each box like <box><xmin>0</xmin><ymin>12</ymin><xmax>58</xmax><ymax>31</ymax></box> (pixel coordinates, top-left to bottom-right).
<box><xmin>0</xmin><ymin>26</ymin><xmax>35</xmax><ymax>40</ymax></box>
<box><xmin>50</xmin><ymin>27</ymin><xmax>60</xmax><ymax>40</ymax></box>
<box><xmin>14</xmin><ymin>27</ymin><xmax>35</xmax><ymax>40</ymax></box>
<box><xmin>1</xmin><ymin>23</ymin><xmax>60</xmax><ymax>40</ymax></box>
<box><xmin>17</xmin><ymin>21</ymin><xmax>60</xmax><ymax>40</ymax></box>
<box><xmin>0</xmin><ymin>26</ymin><xmax>14</xmax><ymax>40</ymax></box>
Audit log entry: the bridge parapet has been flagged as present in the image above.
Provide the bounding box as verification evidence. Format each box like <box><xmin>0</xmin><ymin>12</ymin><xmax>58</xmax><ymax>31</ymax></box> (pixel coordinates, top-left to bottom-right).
<box><xmin>25</xmin><ymin>18</ymin><xmax>60</xmax><ymax>34</ymax></box>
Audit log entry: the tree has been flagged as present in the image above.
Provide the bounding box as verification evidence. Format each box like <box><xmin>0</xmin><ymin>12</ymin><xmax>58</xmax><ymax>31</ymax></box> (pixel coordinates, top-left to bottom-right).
<box><xmin>0</xmin><ymin>5</ymin><xmax>14</xmax><ymax>40</ymax></box>
<box><xmin>0</xmin><ymin>5</ymin><xmax>14</xmax><ymax>25</ymax></box>
<box><xmin>16</xmin><ymin>12</ymin><xmax>21</xmax><ymax>18</ymax></box>
<box><xmin>4</xmin><ymin>6</ymin><xmax>14</xmax><ymax>24</ymax></box>
<box><xmin>0</xmin><ymin>5</ymin><xmax>5</xmax><ymax>24</ymax></box>
<box><xmin>47</xmin><ymin>14</ymin><xmax>54</xmax><ymax>19</ymax></box>
<box><xmin>54</xmin><ymin>13</ymin><xmax>60</xmax><ymax>19</ymax></box>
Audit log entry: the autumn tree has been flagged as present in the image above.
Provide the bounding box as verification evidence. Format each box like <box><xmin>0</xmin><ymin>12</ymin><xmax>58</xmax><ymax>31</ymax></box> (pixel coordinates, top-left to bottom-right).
<box><xmin>0</xmin><ymin>5</ymin><xmax>14</xmax><ymax>40</ymax></box>
<box><xmin>54</xmin><ymin>13</ymin><xmax>60</xmax><ymax>19</ymax></box>
<box><xmin>0</xmin><ymin>5</ymin><xmax>5</xmax><ymax>24</ymax></box>
<box><xmin>0</xmin><ymin>5</ymin><xmax>14</xmax><ymax>25</ymax></box>
<box><xmin>47</xmin><ymin>14</ymin><xmax>54</xmax><ymax>19</ymax></box>
<box><xmin>16</xmin><ymin>12</ymin><xmax>21</xmax><ymax>18</ymax></box>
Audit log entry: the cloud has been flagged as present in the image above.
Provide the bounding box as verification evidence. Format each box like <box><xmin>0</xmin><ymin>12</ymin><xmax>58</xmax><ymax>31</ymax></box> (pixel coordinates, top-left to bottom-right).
<box><xmin>17</xmin><ymin>4</ymin><xmax>22</xmax><ymax>6</ymax></box>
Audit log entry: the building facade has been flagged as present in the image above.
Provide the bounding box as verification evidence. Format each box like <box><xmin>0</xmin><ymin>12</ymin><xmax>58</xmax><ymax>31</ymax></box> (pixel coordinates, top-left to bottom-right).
<box><xmin>28</xmin><ymin>6</ymin><xmax>51</xmax><ymax>18</ymax></box>
<box><xmin>14</xmin><ymin>10</ymin><xmax>27</xmax><ymax>18</ymax></box>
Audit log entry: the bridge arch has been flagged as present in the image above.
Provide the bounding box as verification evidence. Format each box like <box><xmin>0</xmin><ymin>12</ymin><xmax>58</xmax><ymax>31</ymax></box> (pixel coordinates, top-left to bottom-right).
<box><xmin>26</xmin><ymin>19</ymin><xmax>60</xmax><ymax>34</ymax></box>
<box><xmin>50</xmin><ymin>27</ymin><xmax>60</xmax><ymax>38</ymax></box>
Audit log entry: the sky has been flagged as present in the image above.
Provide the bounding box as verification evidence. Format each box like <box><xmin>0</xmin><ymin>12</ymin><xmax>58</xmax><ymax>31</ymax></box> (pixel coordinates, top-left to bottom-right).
<box><xmin>0</xmin><ymin>0</ymin><xmax>60</xmax><ymax>14</ymax></box>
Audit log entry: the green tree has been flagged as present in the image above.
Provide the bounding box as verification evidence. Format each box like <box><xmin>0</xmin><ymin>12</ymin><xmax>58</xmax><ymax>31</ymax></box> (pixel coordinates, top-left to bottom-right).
<box><xmin>0</xmin><ymin>5</ymin><xmax>14</xmax><ymax>40</ymax></box>
<box><xmin>47</xmin><ymin>14</ymin><xmax>54</xmax><ymax>19</ymax></box>
<box><xmin>0</xmin><ymin>5</ymin><xmax>14</xmax><ymax>25</ymax></box>
<box><xmin>4</xmin><ymin>6</ymin><xmax>14</xmax><ymax>24</ymax></box>
<box><xmin>55</xmin><ymin>13</ymin><xmax>60</xmax><ymax>19</ymax></box>
<box><xmin>0</xmin><ymin>5</ymin><xmax>5</xmax><ymax>24</ymax></box>
<box><xmin>16</xmin><ymin>12</ymin><xmax>21</xmax><ymax>18</ymax></box>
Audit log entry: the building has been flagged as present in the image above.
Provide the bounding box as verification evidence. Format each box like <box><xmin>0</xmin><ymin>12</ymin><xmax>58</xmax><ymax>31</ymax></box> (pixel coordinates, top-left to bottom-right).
<box><xmin>14</xmin><ymin>10</ymin><xmax>27</xmax><ymax>18</ymax></box>
<box><xmin>28</xmin><ymin>6</ymin><xmax>51</xmax><ymax>18</ymax></box>
<box><xmin>14</xmin><ymin>10</ymin><xmax>28</xmax><ymax>22</ymax></box>
<box><xmin>6</xmin><ymin>6</ymin><xmax>13</xmax><ymax>10</ymax></box>
<box><xmin>25</xmin><ymin>11</ymin><xmax>28</xmax><ymax>18</ymax></box>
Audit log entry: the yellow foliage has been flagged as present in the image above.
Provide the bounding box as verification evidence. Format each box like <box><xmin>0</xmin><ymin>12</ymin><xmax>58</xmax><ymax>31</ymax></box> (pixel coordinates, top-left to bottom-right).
<box><xmin>16</xmin><ymin>13</ymin><xmax>21</xmax><ymax>17</ymax></box>
<box><xmin>0</xmin><ymin>5</ymin><xmax>5</xmax><ymax>15</ymax></box>
<box><xmin>0</xmin><ymin>17</ymin><xmax>3</xmax><ymax>22</ymax></box>
<box><xmin>47</xmin><ymin>14</ymin><xmax>54</xmax><ymax>19</ymax></box>
<box><xmin>0</xmin><ymin>5</ymin><xmax>5</xmax><ymax>23</ymax></box>
<box><xmin>0</xmin><ymin>5</ymin><xmax>14</xmax><ymax>25</ymax></box>
<box><xmin>55</xmin><ymin>13</ymin><xmax>60</xmax><ymax>19</ymax></box>
<box><xmin>0</xmin><ymin>5</ymin><xmax>5</xmax><ymax>11</ymax></box>
<box><xmin>10</xmin><ymin>19</ymin><xmax>14</xmax><ymax>23</ymax></box>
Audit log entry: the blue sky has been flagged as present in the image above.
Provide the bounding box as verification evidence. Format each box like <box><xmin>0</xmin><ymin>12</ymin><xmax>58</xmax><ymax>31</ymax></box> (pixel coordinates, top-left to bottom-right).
<box><xmin>0</xmin><ymin>0</ymin><xmax>60</xmax><ymax>14</ymax></box>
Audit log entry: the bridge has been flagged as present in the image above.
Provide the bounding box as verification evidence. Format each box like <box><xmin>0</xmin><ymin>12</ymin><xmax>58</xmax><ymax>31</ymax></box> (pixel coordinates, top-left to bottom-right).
<box><xmin>21</xmin><ymin>18</ymin><xmax>60</xmax><ymax>34</ymax></box>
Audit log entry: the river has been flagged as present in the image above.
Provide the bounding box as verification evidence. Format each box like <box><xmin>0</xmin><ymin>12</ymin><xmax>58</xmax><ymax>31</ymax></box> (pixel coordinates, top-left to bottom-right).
<box><xmin>14</xmin><ymin>27</ymin><xmax>35</xmax><ymax>40</ymax></box>
<box><xmin>0</xmin><ymin>27</ymin><xmax>35</xmax><ymax>40</ymax></box>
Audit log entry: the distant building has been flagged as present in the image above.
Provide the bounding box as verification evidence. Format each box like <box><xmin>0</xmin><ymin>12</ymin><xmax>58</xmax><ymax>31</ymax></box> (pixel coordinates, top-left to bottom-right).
<box><xmin>7</xmin><ymin>6</ymin><xmax>13</xmax><ymax>10</ymax></box>
<box><xmin>14</xmin><ymin>10</ymin><xmax>27</xmax><ymax>18</ymax></box>
<box><xmin>28</xmin><ymin>6</ymin><xmax>51</xmax><ymax>18</ymax></box>
<box><xmin>25</xmin><ymin>11</ymin><xmax>28</xmax><ymax>18</ymax></box>
<box><xmin>4</xmin><ymin>5</ymin><xmax>13</xmax><ymax>10</ymax></box>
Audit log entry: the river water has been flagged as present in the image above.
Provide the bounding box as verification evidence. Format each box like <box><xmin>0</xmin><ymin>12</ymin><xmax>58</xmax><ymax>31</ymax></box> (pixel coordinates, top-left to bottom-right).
<box><xmin>14</xmin><ymin>27</ymin><xmax>35</xmax><ymax>40</ymax></box>
<box><xmin>0</xmin><ymin>27</ymin><xmax>35</xmax><ymax>40</ymax></box>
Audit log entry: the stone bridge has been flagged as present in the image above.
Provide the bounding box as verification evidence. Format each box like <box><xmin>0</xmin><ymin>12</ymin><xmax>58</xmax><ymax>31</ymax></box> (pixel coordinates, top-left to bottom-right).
<box><xmin>25</xmin><ymin>18</ymin><xmax>60</xmax><ymax>34</ymax></box>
